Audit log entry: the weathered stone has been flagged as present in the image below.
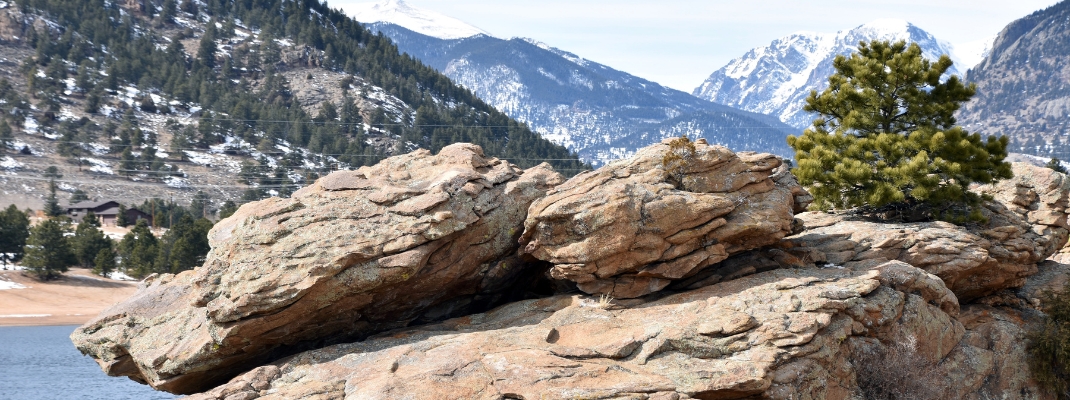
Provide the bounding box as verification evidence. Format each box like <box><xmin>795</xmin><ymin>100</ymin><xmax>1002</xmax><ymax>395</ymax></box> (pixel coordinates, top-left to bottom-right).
<box><xmin>189</xmin><ymin>260</ymin><xmax>1021</xmax><ymax>400</ymax></box>
<box><xmin>520</xmin><ymin>138</ymin><xmax>810</xmax><ymax>298</ymax></box>
<box><xmin>770</xmin><ymin>163</ymin><xmax>1070</xmax><ymax>302</ymax></box>
<box><xmin>71</xmin><ymin>144</ymin><xmax>563</xmax><ymax>394</ymax></box>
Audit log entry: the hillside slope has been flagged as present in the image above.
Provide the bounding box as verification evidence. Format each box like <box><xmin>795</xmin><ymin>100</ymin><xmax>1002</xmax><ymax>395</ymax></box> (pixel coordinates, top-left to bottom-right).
<box><xmin>958</xmin><ymin>0</ymin><xmax>1070</xmax><ymax>160</ymax></box>
<box><xmin>360</xmin><ymin>17</ymin><xmax>797</xmax><ymax>165</ymax></box>
<box><xmin>0</xmin><ymin>0</ymin><xmax>585</xmax><ymax>212</ymax></box>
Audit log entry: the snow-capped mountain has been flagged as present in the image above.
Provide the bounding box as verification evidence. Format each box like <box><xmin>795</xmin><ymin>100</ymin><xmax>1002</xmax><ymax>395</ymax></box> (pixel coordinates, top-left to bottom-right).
<box><xmin>955</xmin><ymin>35</ymin><xmax>996</xmax><ymax>71</ymax></box>
<box><xmin>341</xmin><ymin>0</ymin><xmax>488</xmax><ymax>39</ymax></box>
<box><xmin>346</xmin><ymin>1</ymin><xmax>797</xmax><ymax>165</ymax></box>
<box><xmin>693</xmin><ymin>19</ymin><xmax>970</xmax><ymax>129</ymax></box>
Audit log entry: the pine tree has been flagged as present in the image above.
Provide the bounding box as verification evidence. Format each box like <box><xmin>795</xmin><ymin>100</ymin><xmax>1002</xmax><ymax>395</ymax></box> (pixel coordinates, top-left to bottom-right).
<box><xmin>1047</xmin><ymin>157</ymin><xmax>1068</xmax><ymax>174</ymax></box>
<box><xmin>72</xmin><ymin>212</ymin><xmax>112</xmax><ymax>268</ymax></box>
<box><xmin>787</xmin><ymin>40</ymin><xmax>1012</xmax><ymax>223</ymax></box>
<box><xmin>218</xmin><ymin>200</ymin><xmax>238</xmax><ymax>219</ymax></box>
<box><xmin>44</xmin><ymin>179</ymin><xmax>64</xmax><ymax>217</ymax></box>
<box><xmin>120</xmin><ymin>148</ymin><xmax>137</xmax><ymax>175</ymax></box>
<box><xmin>154</xmin><ymin>215</ymin><xmax>211</xmax><ymax>273</ymax></box>
<box><xmin>189</xmin><ymin>190</ymin><xmax>210</xmax><ymax>219</ymax></box>
<box><xmin>0</xmin><ymin>120</ymin><xmax>11</xmax><ymax>152</ymax></box>
<box><xmin>118</xmin><ymin>219</ymin><xmax>156</xmax><ymax>277</ymax></box>
<box><xmin>0</xmin><ymin>205</ymin><xmax>30</xmax><ymax>268</ymax></box>
<box><xmin>116</xmin><ymin>204</ymin><xmax>129</xmax><ymax>227</ymax></box>
<box><xmin>70</xmin><ymin>189</ymin><xmax>90</xmax><ymax>203</ymax></box>
<box><xmin>22</xmin><ymin>218</ymin><xmax>75</xmax><ymax>280</ymax></box>
<box><xmin>93</xmin><ymin>246</ymin><xmax>116</xmax><ymax>277</ymax></box>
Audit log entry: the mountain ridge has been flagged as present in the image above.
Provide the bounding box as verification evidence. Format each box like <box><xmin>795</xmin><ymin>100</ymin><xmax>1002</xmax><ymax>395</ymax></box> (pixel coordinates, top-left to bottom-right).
<box><xmin>957</xmin><ymin>0</ymin><xmax>1070</xmax><ymax>161</ymax></box>
<box><xmin>364</xmin><ymin>21</ymin><xmax>797</xmax><ymax>165</ymax></box>
<box><xmin>693</xmin><ymin>19</ymin><xmax>970</xmax><ymax>129</ymax></box>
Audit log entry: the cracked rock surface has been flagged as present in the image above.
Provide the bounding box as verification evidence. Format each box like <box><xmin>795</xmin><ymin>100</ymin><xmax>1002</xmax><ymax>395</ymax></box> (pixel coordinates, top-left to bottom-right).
<box><xmin>70</xmin><ymin>144</ymin><xmax>563</xmax><ymax>394</ymax></box>
<box><xmin>520</xmin><ymin>138</ymin><xmax>811</xmax><ymax>298</ymax></box>
<box><xmin>185</xmin><ymin>260</ymin><xmax>971</xmax><ymax>400</ymax></box>
<box><xmin>779</xmin><ymin>162</ymin><xmax>1070</xmax><ymax>302</ymax></box>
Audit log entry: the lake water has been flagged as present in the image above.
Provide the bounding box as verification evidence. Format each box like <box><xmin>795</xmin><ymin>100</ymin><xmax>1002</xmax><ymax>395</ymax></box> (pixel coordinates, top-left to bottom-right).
<box><xmin>0</xmin><ymin>325</ymin><xmax>177</xmax><ymax>400</ymax></box>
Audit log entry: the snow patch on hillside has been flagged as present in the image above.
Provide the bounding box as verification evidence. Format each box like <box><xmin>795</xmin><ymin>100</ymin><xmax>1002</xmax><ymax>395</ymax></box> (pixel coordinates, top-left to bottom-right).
<box><xmin>344</xmin><ymin>0</ymin><xmax>489</xmax><ymax>40</ymax></box>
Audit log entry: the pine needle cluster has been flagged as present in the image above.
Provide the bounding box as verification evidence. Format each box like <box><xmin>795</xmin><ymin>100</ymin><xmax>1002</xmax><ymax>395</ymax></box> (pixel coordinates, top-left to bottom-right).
<box><xmin>788</xmin><ymin>40</ymin><xmax>1011</xmax><ymax>223</ymax></box>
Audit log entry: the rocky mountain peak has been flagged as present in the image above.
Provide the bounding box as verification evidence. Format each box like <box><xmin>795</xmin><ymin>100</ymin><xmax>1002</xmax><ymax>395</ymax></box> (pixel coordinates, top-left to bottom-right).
<box><xmin>693</xmin><ymin>19</ymin><xmax>961</xmax><ymax>129</ymax></box>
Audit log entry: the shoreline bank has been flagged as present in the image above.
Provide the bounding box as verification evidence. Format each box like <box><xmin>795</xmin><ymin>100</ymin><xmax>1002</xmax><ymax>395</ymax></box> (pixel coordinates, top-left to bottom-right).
<box><xmin>0</xmin><ymin>268</ymin><xmax>139</xmax><ymax>327</ymax></box>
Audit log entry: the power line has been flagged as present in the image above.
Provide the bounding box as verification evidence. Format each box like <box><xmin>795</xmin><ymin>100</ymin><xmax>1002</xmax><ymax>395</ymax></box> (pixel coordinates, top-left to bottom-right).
<box><xmin>16</xmin><ymin>140</ymin><xmax>593</xmax><ymax>161</ymax></box>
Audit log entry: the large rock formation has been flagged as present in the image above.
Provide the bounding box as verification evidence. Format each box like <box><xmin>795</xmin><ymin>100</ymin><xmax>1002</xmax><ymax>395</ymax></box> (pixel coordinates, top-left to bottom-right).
<box><xmin>186</xmin><ymin>259</ymin><xmax>1050</xmax><ymax>400</ymax></box>
<box><xmin>72</xmin><ymin>137</ymin><xmax>1070</xmax><ymax>399</ymax></box>
<box><xmin>520</xmin><ymin>137</ymin><xmax>811</xmax><ymax>298</ymax></box>
<box><xmin>773</xmin><ymin>162</ymin><xmax>1070</xmax><ymax>302</ymax></box>
<box><xmin>70</xmin><ymin>144</ymin><xmax>563</xmax><ymax>394</ymax></box>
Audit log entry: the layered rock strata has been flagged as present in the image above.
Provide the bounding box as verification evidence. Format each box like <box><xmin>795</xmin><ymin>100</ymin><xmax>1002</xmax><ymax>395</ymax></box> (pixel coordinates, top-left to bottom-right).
<box><xmin>71</xmin><ymin>144</ymin><xmax>563</xmax><ymax>394</ymax></box>
<box><xmin>776</xmin><ymin>163</ymin><xmax>1070</xmax><ymax>302</ymax></box>
<box><xmin>188</xmin><ymin>260</ymin><xmax>1049</xmax><ymax>400</ymax></box>
<box><xmin>520</xmin><ymin>137</ymin><xmax>811</xmax><ymax>298</ymax></box>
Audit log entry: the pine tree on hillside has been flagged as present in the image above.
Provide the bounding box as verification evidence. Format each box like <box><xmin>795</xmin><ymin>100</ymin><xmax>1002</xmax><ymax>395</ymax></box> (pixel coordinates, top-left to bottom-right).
<box><xmin>189</xmin><ymin>190</ymin><xmax>210</xmax><ymax>219</ymax></box>
<box><xmin>70</xmin><ymin>189</ymin><xmax>90</xmax><ymax>203</ymax></box>
<box><xmin>44</xmin><ymin>179</ymin><xmax>64</xmax><ymax>217</ymax></box>
<box><xmin>0</xmin><ymin>120</ymin><xmax>12</xmax><ymax>152</ymax></box>
<box><xmin>218</xmin><ymin>200</ymin><xmax>238</xmax><ymax>219</ymax></box>
<box><xmin>0</xmin><ymin>205</ymin><xmax>30</xmax><ymax>268</ymax></box>
<box><xmin>787</xmin><ymin>40</ymin><xmax>1012</xmax><ymax>223</ymax></box>
<box><xmin>22</xmin><ymin>218</ymin><xmax>75</xmax><ymax>280</ymax></box>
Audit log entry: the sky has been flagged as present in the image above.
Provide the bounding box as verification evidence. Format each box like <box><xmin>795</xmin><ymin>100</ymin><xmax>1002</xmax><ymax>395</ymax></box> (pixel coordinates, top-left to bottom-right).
<box><xmin>334</xmin><ymin>0</ymin><xmax>1064</xmax><ymax>92</ymax></box>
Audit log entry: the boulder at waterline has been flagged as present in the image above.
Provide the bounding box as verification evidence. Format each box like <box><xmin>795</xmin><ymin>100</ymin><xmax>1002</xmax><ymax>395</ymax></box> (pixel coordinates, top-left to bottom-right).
<box><xmin>71</xmin><ymin>143</ymin><xmax>563</xmax><ymax>394</ymax></box>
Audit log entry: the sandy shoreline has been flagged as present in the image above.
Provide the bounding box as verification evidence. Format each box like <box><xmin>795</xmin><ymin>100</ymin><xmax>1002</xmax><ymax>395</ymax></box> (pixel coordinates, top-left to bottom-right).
<box><xmin>0</xmin><ymin>268</ymin><xmax>139</xmax><ymax>327</ymax></box>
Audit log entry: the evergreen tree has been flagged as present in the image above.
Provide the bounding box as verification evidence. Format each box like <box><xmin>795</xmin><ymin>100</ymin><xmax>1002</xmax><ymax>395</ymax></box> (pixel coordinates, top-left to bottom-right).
<box><xmin>1047</xmin><ymin>157</ymin><xmax>1068</xmax><ymax>174</ymax></box>
<box><xmin>189</xmin><ymin>190</ymin><xmax>210</xmax><ymax>219</ymax></box>
<box><xmin>43</xmin><ymin>165</ymin><xmax>62</xmax><ymax>179</ymax></box>
<box><xmin>118</xmin><ymin>219</ymin><xmax>156</xmax><ymax>278</ymax></box>
<box><xmin>154</xmin><ymin>215</ymin><xmax>212</xmax><ymax>273</ymax></box>
<box><xmin>22</xmin><ymin>218</ymin><xmax>75</xmax><ymax>280</ymax></box>
<box><xmin>44</xmin><ymin>179</ymin><xmax>64</xmax><ymax>217</ymax></box>
<box><xmin>787</xmin><ymin>40</ymin><xmax>1011</xmax><ymax>223</ymax></box>
<box><xmin>70</xmin><ymin>189</ymin><xmax>90</xmax><ymax>203</ymax></box>
<box><xmin>71</xmin><ymin>212</ymin><xmax>112</xmax><ymax>268</ymax></box>
<box><xmin>0</xmin><ymin>205</ymin><xmax>30</xmax><ymax>268</ymax></box>
<box><xmin>84</xmin><ymin>88</ymin><xmax>101</xmax><ymax>114</ymax></box>
<box><xmin>0</xmin><ymin>120</ymin><xmax>11</xmax><ymax>152</ymax></box>
<box><xmin>218</xmin><ymin>200</ymin><xmax>238</xmax><ymax>219</ymax></box>
<box><xmin>116</xmin><ymin>203</ymin><xmax>129</xmax><ymax>227</ymax></box>
<box><xmin>92</xmin><ymin>246</ymin><xmax>116</xmax><ymax>277</ymax></box>
<box><xmin>120</xmin><ymin>147</ymin><xmax>137</xmax><ymax>175</ymax></box>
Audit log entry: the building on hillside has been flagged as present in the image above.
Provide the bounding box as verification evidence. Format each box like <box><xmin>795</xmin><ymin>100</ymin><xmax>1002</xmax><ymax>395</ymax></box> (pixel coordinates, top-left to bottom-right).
<box><xmin>66</xmin><ymin>201</ymin><xmax>152</xmax><ymax>227</ymax></box>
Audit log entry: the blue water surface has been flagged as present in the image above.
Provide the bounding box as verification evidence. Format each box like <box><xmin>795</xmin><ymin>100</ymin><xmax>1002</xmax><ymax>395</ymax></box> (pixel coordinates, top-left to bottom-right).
<box><xmin>0</xmin><ymin>325</ymin><xmax>177</xmax><ymax>400</ymax></box>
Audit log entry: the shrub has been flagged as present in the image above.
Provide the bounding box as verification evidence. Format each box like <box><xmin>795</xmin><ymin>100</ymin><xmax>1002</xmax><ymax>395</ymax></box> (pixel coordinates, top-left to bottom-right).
<box><xmin>851</xmin><ymin>335</ymin><xmax>950</xmax><ymax>399</ymax></box>
<box><xmin>1028</xmin><ymin>282</ymin><xmax>1070</xmax><ymax>398</ymax></box>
